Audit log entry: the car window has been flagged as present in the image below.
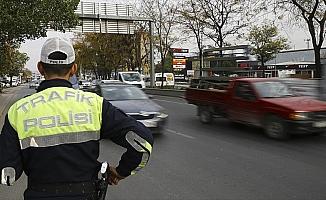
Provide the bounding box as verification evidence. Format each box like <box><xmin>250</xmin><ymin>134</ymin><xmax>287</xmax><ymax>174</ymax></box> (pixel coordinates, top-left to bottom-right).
<box><xmin>235</xmin><ymin>82</ymin><xmax>256</xmax><ymax>101</ymax></box>
<box><xmin>121</xmin><ymin>73</ymin><xmax>141</xmax><ymax>81</ymax></box>
<box><xmin>253</xmin><ymin>81</ymin><xmax>295</xmax><ymax>98</ymax></box>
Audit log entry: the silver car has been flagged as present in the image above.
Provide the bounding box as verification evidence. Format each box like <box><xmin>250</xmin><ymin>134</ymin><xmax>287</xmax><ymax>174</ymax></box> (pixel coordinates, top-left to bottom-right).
<box><xmin>95</xmin><ymin>83</ymin><xmax>168</xmax><ymax>134</ymax></box>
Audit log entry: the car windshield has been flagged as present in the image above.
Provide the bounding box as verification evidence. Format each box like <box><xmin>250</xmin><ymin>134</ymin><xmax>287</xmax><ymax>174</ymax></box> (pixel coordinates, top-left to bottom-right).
<box><xmin>122</xmin><ymin>73</ymin><xmax>141</xmax><ymax>81</ymax></box>
<box><xmin>101</xmin><ymin>86</ymin><xmax>148</xmax><ymax>101</ymax></box>
<box><xmin>253</xmin><ymin>81</ymin><xmax>296</xmax><ymax>98</ymax></box>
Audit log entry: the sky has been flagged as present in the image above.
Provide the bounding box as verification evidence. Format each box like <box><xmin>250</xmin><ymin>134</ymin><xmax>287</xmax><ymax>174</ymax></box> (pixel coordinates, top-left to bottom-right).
<box><xmin>19</xmin><ymin>0</ymin><xmax>315</xmax><ymax>72</ymax></box>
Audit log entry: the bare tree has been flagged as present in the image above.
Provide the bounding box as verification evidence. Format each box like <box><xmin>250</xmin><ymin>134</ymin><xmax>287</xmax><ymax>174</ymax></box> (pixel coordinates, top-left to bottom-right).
<box><xmin>140</xmin><ymin>0</ymin><xmax>178</xmax><ymax>87</ymax></box>
<box><xmin>283</xmin><ymin>0</ymin><xmax>325</xmax><ymax>78</ymax></box>
<box><xmin>266</xmin><ymin>0</ymin><xmax>325</xmax><ymax>78</ymax></box>
<box><xmin>178</xmin><ymin>0</ymin><xmax>207</xmax><ymax>76</ymax></box>
<box><xmin>198</xmin><ymin>0</ymin><xmax>248</xmax><ymax>49</ymax></box>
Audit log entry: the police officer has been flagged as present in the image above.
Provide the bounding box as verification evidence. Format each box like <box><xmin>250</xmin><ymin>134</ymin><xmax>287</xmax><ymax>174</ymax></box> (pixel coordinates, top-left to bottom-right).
<box><xmin>0</xmin><ymin>37</ymin><xmax>154</xmax><ymax>199</ymax></box>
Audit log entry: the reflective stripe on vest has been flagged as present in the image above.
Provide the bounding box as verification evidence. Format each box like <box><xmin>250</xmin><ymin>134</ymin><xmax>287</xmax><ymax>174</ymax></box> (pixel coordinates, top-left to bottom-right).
<box><xmin>8</xmin><ymin>87</ymin><xmax>103</xmax><ymax>149</ymax></box>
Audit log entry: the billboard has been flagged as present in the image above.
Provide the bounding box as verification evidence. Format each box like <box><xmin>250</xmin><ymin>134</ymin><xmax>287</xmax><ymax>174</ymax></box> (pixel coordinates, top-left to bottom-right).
<box><xmin>173</xmin><ymin>58</ymin><xmax>186</xmax><ymax>69</ymax></box>
<box><xmin>74</xmin><ymin>2</ymin><xmax>135</xmax><ymax>34</ymax></box>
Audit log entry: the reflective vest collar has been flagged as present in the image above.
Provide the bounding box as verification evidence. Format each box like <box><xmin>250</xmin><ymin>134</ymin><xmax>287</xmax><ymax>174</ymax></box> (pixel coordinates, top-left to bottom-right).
<box><xmin>37</xmin><ymin>79</ymin><xmax>72</xmax><ymax>92</ymax></box>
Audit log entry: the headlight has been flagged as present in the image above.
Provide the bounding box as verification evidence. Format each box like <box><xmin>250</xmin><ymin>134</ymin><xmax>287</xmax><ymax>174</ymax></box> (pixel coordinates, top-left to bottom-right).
<box><xmin>157</xmin><ymin>112</ymin><xmax>168</xmax><ymax>119</ymax></box>
<box><xmin>289</xmin><ymin>112</ymin><xmax>310</xmax><ymax>120</ymax></box>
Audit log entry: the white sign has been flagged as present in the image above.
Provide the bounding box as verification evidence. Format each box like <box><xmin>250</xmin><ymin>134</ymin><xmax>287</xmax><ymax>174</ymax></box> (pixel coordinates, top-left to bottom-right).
<box><xmin>173</xmin><ymin>65</ymin><xmax>186</xmax><ymax>69</ymax></box>
<box><xmin>187</xmin><ymin>70</ymin><xmax>194</xmax><ymax>76</ymax></box>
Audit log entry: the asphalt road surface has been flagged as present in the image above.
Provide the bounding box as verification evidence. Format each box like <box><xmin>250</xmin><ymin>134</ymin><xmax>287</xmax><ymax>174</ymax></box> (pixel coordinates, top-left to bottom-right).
<box><xmin>1</xmin><ymin>85</ymin><xmax>326</xmax><ymax>200</ymax></box>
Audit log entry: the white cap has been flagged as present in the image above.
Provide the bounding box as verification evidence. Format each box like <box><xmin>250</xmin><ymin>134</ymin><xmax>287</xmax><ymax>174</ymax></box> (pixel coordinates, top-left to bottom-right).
<box><xmin>40</xmin><ymin>37</ymin><xmax>75</xmax><ymax>65</ymax></box>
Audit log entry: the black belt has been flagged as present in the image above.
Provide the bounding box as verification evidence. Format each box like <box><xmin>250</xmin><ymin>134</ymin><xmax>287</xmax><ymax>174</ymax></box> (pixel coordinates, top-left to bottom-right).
<box><xmin>28</xmin><ymin>181</ymin><xmax>99</xmax><ymax>195</ymax></box>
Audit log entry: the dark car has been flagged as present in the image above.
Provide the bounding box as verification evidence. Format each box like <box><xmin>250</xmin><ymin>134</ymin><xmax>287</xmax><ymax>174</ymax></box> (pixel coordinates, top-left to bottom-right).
<box><xmin>93</xmin><ymin>83</ymin><xmax>168</xmax><ymax>134</ymax></box>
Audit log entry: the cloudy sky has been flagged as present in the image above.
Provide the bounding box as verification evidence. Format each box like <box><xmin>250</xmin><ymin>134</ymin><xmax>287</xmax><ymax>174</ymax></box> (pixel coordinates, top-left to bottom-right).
<box><xmin>19</xmin><ymin>0</ymin><xmax>315</xmax><ymax>72</ymax></box>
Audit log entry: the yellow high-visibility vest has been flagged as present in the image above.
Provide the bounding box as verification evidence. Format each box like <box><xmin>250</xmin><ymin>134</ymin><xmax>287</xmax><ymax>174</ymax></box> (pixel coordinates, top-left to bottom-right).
<box><xmin>8</xmin><ymin>87</ymin><xmax>103</xmax><ymax>149</ymax></box>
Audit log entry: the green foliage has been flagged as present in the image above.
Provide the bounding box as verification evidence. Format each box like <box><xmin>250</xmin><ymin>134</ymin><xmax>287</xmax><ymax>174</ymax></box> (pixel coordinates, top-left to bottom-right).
<box><xmin>0</xmin><ymin>44</ymin><xmax>29</xmax><ymax>77</ymax></box>
<box><xmin>22</xmin><ymin>68</ymin><xmax>33</xmax><ymax>79</ymax></box>
<box><xmin>0</xmin><ymin>0</ymin><xmax>78</xmax><ymax>78</ymax></box>
<box><xmin>0</xmin><ymin>0</ymin><xmax>79</xmax><ymax>44</ymax></box>
<box><xmin>74</xmin><ymin>33</ymin><xmax>141</xmax><ymax>79</ymax></box>
<box><xmin>247</xmin><ymin>24</ymin><xmax>288</xmax><ymax>65</ymax></box>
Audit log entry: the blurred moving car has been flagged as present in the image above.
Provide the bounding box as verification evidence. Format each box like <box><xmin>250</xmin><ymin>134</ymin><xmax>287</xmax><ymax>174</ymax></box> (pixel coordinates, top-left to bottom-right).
<box><xmin>278</xmin><ymin>78</ymin><xmax>318</xmax><ymax>97</ymax></box>
<box><xmin>92</xmin><ymin>82</ymin><xmax>168</xmax><ymax>133</ymax></box>
<box><xmin>100</xmin><ymin>80</ymin><xmax>122</xmax><ymax>84</ymax></box>
<box><xmin>186</xmin><ymin>77</ymin><xmax>326</xmax><ymax>140</ymax></box>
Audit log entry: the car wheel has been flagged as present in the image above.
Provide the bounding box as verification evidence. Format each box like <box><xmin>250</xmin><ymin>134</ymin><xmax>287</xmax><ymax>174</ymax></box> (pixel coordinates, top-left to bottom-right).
<box><xmin>199</xmin><ymin>106</ymin><xmax>212</xmax><ymax>124</ymax></box>
<box><xmin>264</xmin><ymin>115</ymin><xmax>290</xmax><ymax>140</ymax></box>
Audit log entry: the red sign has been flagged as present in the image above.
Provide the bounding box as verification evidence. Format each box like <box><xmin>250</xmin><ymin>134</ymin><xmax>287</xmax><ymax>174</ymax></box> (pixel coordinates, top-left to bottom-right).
<box><xmin>172</xmin><ymin>48</ymin><xmax>189</xmax><ymax>53</ymax></box>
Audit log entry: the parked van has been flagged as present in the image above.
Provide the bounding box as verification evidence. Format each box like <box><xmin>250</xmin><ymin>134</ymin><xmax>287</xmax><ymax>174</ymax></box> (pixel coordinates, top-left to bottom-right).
<box><xmin>118</xmin><ymin>71</ymin><xmax>145</xmax><ymax>88</ymax></box>
<box><xmin>155</xmin><ymin>73</ymin><xmax>175</xmax><ymax>87</ymax></box>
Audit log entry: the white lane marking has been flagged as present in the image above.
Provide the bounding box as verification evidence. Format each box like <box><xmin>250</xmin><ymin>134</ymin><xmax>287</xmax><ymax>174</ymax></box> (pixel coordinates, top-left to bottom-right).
<box><xmin>165</xmin><ymin>129</ymin><xmax>195</xmax><ymax>139</ymax></box>
<box><xmin>154</xmin><ymin>98</ymin><xmax>196</xmax><ymax>106</ymax></box>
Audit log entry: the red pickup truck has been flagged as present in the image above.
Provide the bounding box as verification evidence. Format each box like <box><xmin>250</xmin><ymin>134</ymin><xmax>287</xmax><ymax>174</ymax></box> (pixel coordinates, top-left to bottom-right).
<box><xmin>185</xmin><ymin>78</ymin><xmax>326</xmax><ymax>139</ymax></box>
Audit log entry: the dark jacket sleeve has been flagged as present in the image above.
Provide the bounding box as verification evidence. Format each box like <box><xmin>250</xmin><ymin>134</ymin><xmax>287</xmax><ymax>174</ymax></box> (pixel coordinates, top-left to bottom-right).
<box><xmin>0</xmin><ymin>115</ymin><xmax>23</xmax><ymax>185</ymax></box>
<box><xmin>100</xmin><ymin>99</ymin><xmax>154</xmax><ymax>177</ymax></box>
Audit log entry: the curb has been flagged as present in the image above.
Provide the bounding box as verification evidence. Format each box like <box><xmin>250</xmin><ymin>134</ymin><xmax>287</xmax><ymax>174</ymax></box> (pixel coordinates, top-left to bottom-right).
<box><xmin>143</xmin><ymin>88</ymin><xmax>185</xmax><ymax>98</ymax></box>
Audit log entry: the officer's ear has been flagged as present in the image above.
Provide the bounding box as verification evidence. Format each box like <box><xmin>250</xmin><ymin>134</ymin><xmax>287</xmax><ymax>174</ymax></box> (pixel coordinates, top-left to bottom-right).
<box><xmin>69</xmin><ymin>63</ymin><xmax>78</xmax><ymax>77</ymax></box>
<box><xmin>37</xmin><ymin>62</ymin><xmax>45</xmax><ymax>76</ymax></box>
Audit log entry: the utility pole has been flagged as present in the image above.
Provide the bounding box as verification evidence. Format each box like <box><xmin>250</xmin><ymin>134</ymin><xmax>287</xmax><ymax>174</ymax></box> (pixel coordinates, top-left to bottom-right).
<box><xmin>199</xmin><ymin>26</ymin><xmax>204</xmax><ymax>77</ymax></box>
<box><xmin>149</xmin><ymin>21</ymin><xmax>155</xmax><ymax>88</ymax></box>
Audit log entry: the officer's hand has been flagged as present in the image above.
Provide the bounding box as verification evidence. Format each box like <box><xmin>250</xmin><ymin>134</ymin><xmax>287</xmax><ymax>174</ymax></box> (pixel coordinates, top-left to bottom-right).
<box><xmin>108</xmin><ymin>166</ymin><xmax>125</xmax><ymax>185</ymax></box>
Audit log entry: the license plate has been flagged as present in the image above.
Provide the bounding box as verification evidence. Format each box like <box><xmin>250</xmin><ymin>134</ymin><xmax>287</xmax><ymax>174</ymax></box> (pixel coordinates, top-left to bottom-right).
<box><xmin>140</xmin><ymin>120</ymin><xmax>158</xmax><ymax>128</ymax></box>
<box><xmin>313</xmin><ymin>121</ymin><xmax>326</xmax><ymax>128</ymax></box>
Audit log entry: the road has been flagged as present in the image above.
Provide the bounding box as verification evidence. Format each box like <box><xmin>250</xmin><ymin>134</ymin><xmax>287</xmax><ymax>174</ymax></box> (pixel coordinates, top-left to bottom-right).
<box><xmin>1</xmin><ymin>85</ymin><xmax>326</xmax><ymax>200</ymax></box>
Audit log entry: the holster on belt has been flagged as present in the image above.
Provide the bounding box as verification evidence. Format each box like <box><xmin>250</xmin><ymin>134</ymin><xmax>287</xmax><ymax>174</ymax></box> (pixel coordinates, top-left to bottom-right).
<box><xmin>97</xmin><ymin>162</ymin><xmax>110</xmax><ymax>200</ymax></box>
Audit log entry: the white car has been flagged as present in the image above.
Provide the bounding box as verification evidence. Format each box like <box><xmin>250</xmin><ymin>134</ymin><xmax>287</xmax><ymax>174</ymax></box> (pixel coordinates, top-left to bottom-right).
<box><xmin>118</xmin><ymin>72</ymin><xmax>146</xmax><ymax>88</ymax></box>
<box><xmin>80</xmin><ymin>80</ymin><xmax>92</xmax><ymax>90</ymax></box>
<box><xmin>11</xmin><ymin>81</ymin><xmax>19</xmax><ymax>87</ymax></box>
<box><xmin>29</xmin><ymin>80</ymin><xmax>40</xmax><ymax>89</ymax></box>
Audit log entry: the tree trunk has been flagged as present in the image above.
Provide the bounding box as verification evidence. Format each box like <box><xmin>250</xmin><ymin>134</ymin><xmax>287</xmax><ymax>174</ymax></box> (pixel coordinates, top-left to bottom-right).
<box><xmin>114</xmin><ymin>67</ymin><xmax>118</xmax><ymax>80</ymax></box>
<box><xmin>261</xmin><ymin>58</ymin><xmax>265</xmax><ymax>78</ymax></box>
<box><xmin>314</xmin><ymin>48</ymin><xmax>322</xmax><ymax>78</ymax></box>
<box><xmin>218</xmin><ymin>33</ymin><xmax>223</xmax><ymax>68</ymax></box>
<box><xmin>199</xmin><ymin>48</ymin><xmax>203</xmax><ymax>77</ymax></box>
